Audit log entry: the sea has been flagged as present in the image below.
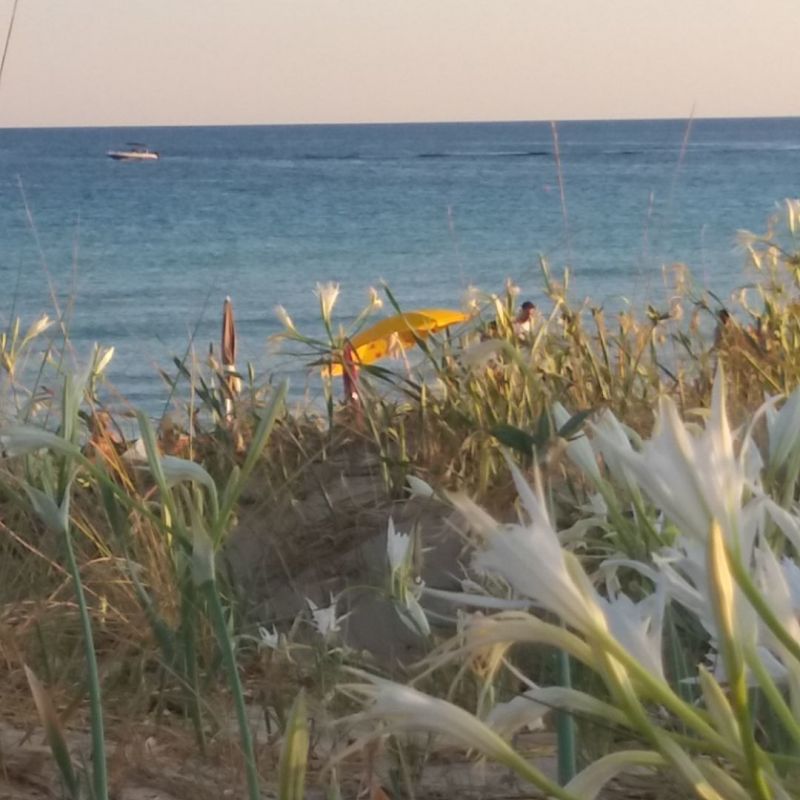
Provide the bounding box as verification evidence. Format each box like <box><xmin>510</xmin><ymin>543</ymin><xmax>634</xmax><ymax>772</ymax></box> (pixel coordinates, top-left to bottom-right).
<box><xmin>1</xmin><ymin>117</ymin><xmax>799</xmax><ymax>412</ymax></box>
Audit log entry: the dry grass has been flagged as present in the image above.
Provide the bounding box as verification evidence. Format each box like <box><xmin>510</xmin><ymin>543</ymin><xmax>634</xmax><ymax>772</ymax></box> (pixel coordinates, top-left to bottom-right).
<box><xmin>4</xmin><ymin>202</ymin><xmax>800</xmax><ymax>797</ymax></box>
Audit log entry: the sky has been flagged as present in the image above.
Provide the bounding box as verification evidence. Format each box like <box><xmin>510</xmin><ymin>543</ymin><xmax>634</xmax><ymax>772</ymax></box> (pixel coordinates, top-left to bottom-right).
<box><xmin>0</xmin><ymin>0</ymin><xmax>797</xmax><ymax>127</ymax></box>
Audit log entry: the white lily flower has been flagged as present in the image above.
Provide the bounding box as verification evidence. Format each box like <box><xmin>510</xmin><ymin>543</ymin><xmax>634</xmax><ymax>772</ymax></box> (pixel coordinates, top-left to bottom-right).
<box><xmin>486</xmin><ymin>685</ymin><xmax>628</xmax><ymax>740</ymax></box>
<box><xmin>780</xmin><ymin>555</ymin><xmax>800</xmax><ymax>609</ymax></box>
<box><xmin>344</xmin><ymin>674</ymin><xmax>523</xmax><ymax>765</ymax></box>
<box><xmin>314</xmin><ymin>281</ymin><xmax>340</xmax><ymax>323</ymax></box>
<box><xmin>307</xmin><ymin>595</ymin><xmax>346</xmax><ymax>641</ymax></box>
<box><xmin>606</xmin><ymin>547</ymin><xmax>712</xmax><ymax>630</ymax></box>
<box><xmin>754</xmin><ymin>543</ymin><xmax>800</xmax><ymax>664</ymax></box>
<box><xmin>274</xmin><ymin>305</ymin><xmax>298</xmax><ymax>334</ymax></box>
<box><xmin>592</xmin><ymin>369</ymin><xmax>746</xmax><ymax>544</ymax></box>
<box><xmin>461</xmin><ymin>285</ymin><xmax>481</xmax><ymax>312</ymax></box>
<box><xmin>406</xmin><ymin>474</ymin><xmax>435</xmax><ymax>499</ymax></box>
<box><xmin>386</xmin><ymin>517</ymin><xmax>412</xmax><ymax>573</ymax></box>
<box><xmin>600</xmin><ymin>586</ymin><xmax>666</xmax><ymax>680</ymax></box>
<box><xmin>741</xmin><ymin>432</ymin><xmax>765</xmax><ymax>489</ymax></box>
<box><xmin>767</xmin><ymin>386</ymin><xmax>800</xmax><ymax>474</ymax></box>
<box><xmin>484</xmin><ymin>690</ymin><xmax>546</xmax><ymax>737</ymax></box>
<box><xmin>258</xmin><ymin>625</ymin><xmax>281</xmax><ymax>650</ymax></box>
<box><xmin>763</xmin><ymin>499</ymin><xmax>800</xmax><ymax>554</ymax></box>
<box><xmin>421</xmin><ymin>585</ymin><xmax>531</xmax><ymax>610</ymax></box>
<box><xmin>710</xmin><ymin>643</ymin><xmax>790</xmax><ymax>686</ymax></box>
<box><xmin>552</xmin><ymin>402</ymin><xmax>601</xmax><ymax>482</ymax></box>
<box><xmin>591</xmin><ymin>410</ymin><xmax>640</xmax><ymax>496</ymax></box>
<box><xmin>395</xmin><ymin>584</ymin><xmax>431</xmax><ymax>637</ymax></box>
<box><xmin>459</xmin><ymin>457</ymin><xmax>607</xmax><ymax>635</ymax></box>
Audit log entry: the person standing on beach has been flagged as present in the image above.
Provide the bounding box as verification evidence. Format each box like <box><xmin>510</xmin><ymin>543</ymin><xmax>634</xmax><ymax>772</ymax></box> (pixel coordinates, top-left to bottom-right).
<box><xmin>513</xmin><ymin>301</ymin><xmax>536</xmax><ymax>338</ymax></box>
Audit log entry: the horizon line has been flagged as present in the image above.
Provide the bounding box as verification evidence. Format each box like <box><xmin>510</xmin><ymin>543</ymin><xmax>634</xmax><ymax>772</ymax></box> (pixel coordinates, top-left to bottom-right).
<box><xmin>2</xmin><ymin>112</ymin><xmax>800</xmax><ymax>131</ymax></box>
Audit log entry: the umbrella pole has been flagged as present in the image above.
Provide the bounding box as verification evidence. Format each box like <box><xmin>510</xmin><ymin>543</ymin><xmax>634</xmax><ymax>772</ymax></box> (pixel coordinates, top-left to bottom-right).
<box><xmin>342</xmin><ymin>340</ymin><xmax>362</xmax><ymax>422</ymax></box>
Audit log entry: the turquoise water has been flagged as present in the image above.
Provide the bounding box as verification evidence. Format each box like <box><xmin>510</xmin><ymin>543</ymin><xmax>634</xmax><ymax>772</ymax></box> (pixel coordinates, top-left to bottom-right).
<box><xmin>1</xmin><ymin>118</ymin><xmax>799</xmax><ymax>409</ymax></box>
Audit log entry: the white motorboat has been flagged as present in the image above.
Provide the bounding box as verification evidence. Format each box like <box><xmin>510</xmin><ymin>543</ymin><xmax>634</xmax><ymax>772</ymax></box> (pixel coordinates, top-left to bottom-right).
<box><xmin>106</xmin><ymin>143</ymin><xmax>159</xmax><ymax>161</ymax></box>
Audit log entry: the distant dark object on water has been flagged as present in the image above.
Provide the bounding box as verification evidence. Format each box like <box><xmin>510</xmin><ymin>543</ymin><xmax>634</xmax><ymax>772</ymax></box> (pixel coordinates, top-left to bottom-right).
<box><xmin>106</xmin><ymin>142</ymin><xmax>159</xmax><ymax>161</ymax></box>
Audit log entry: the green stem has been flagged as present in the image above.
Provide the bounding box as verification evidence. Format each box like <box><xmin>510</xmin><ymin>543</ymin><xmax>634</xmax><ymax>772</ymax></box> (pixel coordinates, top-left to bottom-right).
<box><xmin>730</xmin><ymin>551</ymin><xmax>800</xmax><ymax>669</ymax></box>
<box><xmin>181</xmin><ymin>580</ymin><xmax>207</xmax><ymax>754</ymax></box>
<box><xmin>202</xmin><ymin>579</ymin><xmax>261</xmax><ymax>800</ymax></box>
<box><xmin>599</xmin><ymin>634</ymin><xmax>734</xmax><ymax>757</ymax></box>
<box><xmin>556</xmin><ymin>647</ymin><xmax>577</xmax><ymax>785</ymax></box>
<box><xmin>63</xmin><ymin>524</ymin><xmax>108</xmax><ymax>800</ymax></box>
<box><xmin>728</xmin><ymin>661</ymin><xmax>771</xmax><ymax>800</ymax></box>
<box><xmin>746</xmin><ymin>646</ymin><xmax>800</xmax><ymax>749</ymax></box>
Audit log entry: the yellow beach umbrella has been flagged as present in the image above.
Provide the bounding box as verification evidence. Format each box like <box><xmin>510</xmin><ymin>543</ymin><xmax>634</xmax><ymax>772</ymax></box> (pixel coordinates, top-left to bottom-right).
<box><xmin>327</xmin><ymin>308</ymin><xmax>471</xmax><ymax>377</ymax></box>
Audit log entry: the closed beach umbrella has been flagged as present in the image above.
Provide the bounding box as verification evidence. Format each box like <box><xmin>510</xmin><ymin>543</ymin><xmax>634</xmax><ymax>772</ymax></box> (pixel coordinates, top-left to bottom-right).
<box><xmin>221</xmin><ymin>296</ymin><xmax>240</xmax><ymax>414</ymax></box>
<box><xmin>328</xmin><ymin>308</ymin><xmax>470</xmax><ymax>377</ymax></box>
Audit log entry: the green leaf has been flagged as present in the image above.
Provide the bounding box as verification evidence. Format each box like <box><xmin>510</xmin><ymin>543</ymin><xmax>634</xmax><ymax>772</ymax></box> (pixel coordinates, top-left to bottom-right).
<box><xmin>23</xmin><ymin>484</ymin><xmax>68</xmax><ymax>534</ymax></box>
<box><xmin>565</xmin><ymin>750</ymin><xmax>665</xmax><ymax>800</ymax></box>
<box><xmin>533</xmin><ymin>409</ymin><xmax>553</xmax><ymax>448</ymax></box>
<box><xmin>216</xmin><ymin>381</ymin><xmax>287</xmax><ymax>536</ymax></box>
<box><xmin>191</xmin><ymin>523</ymin><xmax>216</xmax><ymax>587</ymax></box>
<box><xmin>25</xmin><ymin>665</ymin><xmax>80</xmax><ymax>799</ymax></box>
<box><xmin>278</xmin><ymin>689</ymin><xmax>310</xmax><ymax>800</ymax></box>
<box><xmin>556</xmin><ymin>409</ymin><xmax>593</xmax><ymax>442</ymax></box>
<box><xmin>489</xmin><ymin>423</ymin><xmax>536</xmax><ymax>456</ymax></box>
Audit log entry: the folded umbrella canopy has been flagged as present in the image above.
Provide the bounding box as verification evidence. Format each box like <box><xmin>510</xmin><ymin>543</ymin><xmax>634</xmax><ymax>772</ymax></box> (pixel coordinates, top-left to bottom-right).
<box><xmin>327</xmin><ymin>308</ymin><xmax>470</xmax><ymax>377</ymax></box>
<box><xmin>221</xmin><ymin>296</ymin><xmax>240</xmax><ymax>416</ymax></box>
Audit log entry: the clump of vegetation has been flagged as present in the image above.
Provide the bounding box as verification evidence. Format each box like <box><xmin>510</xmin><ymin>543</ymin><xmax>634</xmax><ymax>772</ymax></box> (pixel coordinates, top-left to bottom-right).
<box><xmin>3</xmin><ymin>200</ymin><xmax>800</xmax><ymax>798</ymax></box>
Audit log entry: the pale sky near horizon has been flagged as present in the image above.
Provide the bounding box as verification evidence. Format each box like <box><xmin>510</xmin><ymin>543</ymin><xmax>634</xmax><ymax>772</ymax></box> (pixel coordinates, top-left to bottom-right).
<box><xmin>0</xmin><ymin>0</ymin><xmax>797</xmax><ymax>127</ymax></box>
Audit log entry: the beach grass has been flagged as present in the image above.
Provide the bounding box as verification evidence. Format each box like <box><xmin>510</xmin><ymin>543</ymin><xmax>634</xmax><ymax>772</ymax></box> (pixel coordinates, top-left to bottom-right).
<box><xmin>3</xmin><ymin>201</ymin><xmax>800</xmax><ymax>797</ymax></box>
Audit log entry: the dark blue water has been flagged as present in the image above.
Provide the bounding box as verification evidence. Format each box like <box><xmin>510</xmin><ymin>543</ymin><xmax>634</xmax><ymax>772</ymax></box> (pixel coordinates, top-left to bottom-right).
<box><xmin>1</xmin><ymin>118</ymin><xmax>799</xmax><ymax>409</ymax></box>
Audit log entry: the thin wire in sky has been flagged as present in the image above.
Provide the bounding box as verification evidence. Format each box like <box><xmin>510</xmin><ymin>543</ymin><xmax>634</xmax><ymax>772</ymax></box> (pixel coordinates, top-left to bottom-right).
<box><xmin>550</xmin><ymin>121</ymin><xmax>572</xmax><ymax>265</ymax></box>
<box><xmin>0</xmin><ymin>0</ymin><xmax>20</xmax><ymax>93</ymax></box>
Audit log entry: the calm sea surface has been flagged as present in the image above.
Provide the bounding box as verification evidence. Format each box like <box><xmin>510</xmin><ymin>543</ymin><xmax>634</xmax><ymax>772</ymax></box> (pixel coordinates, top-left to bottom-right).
<box><xmin>1</xmin><ymin>118</ymin><xmax>799</xmax><ymax>410</ymax></box>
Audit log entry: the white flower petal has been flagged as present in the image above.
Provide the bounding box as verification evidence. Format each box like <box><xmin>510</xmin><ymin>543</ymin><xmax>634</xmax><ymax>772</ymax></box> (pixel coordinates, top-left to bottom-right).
<box><xmin>552</xmin><ymin>402</ymin><xmax>600</xmax><ymax>481</ymax></box>
<box><xmin>406</xmin><ymin>475</ymin><xmax>435</xmax><ymax>499</ymax></box>
<box><xmin>386</xmin><ymin>517</ymin><xmax>411</xmax><ymax>572</ymax></box>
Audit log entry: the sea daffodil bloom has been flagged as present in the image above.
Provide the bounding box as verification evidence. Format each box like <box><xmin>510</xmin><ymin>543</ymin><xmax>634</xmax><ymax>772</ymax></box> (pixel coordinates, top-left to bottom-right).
<box><xmin>307</xmin><ymin>595</ymin><xmax>346</xmax><ymax>641</ymax></box>
<box><xmin>592</xmin><ymin>370</ymin><xmax>746</xmax><ymax>544</ymax></box>
<box><xmin>258</xmin><ymin>625</ymin><xmax>281</xmax><ymax>650</ymax></box>
<box><xmin>552</xmin><ymin>402</ymin><xmax>601</xmax><ymax>482</ymax></box>
<box><xmin>590</xmin><ymin>410</ymin><xmax>641</xmax><ymax>497</ymax></box>
<box><xmin>314</xmin><ymin>281</ymin><xmax>340</xmax><ymax>324</ymax></box>
<box><xmin>600</xmin><ymin>587</ymin><xmax>666</xmax><ymax>680</ymax></box>
<box><xmin>386</xmin><ymin>517</ymin><xmax>412</xmax><ymax>575</ymax></box>
<box><xmin>343</xmin><ymin>673</ymin><xmax>540</xmax><ymax>767</ymax></box>
<box><xmin>395</xmin><ymin>582</ymin><xmax>431</xmax><ymax>637</ymax></box>
<box><xmin>754</xmin><ymin>543</ymin><xmax>800</xmax><ymax>672</ymax></box>
<box><xmin>366</xmin><ymin>286</ymin><xmax>383</xmax><ymax>311</ymax></box>
<box><xmin>385</xmin><ymin>519</ymin><xmax>430</xmax><ymax>636</ymax></box>
<box><xmin>406</xmin><ymin>474</ymin><xmax>435</xmax><ymax>499</ymax></box>
<box><xmin>766</xmin><ymin>385</ymin><xmax>800</xmax><ymax>475</ymax></box>
<box><xmin>485</xmin><ymin>685</ymin><xmax>628</xmax><ymax>739</ymax></box>
<box><xmin>455</xmin><ymin>458</ymin><xmax>607</xmax><ymax>636</ymax></box>
<box><xmin>274</xmin><ymin>305</ymin><xmax>298</xmax><ymax>335</ymax></box>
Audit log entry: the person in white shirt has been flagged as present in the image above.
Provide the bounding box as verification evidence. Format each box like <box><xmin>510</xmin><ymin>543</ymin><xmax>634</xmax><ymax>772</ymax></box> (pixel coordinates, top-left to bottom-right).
<box><xmin>513</xmin><ymin>301</ymin><xmax>536</xmax><ymax>337</ymax></box>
